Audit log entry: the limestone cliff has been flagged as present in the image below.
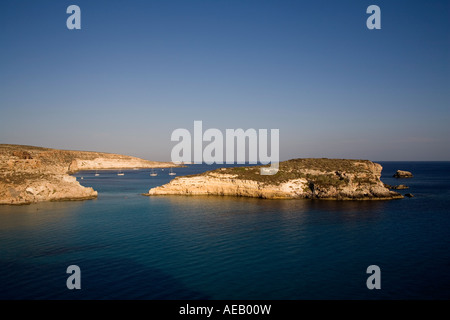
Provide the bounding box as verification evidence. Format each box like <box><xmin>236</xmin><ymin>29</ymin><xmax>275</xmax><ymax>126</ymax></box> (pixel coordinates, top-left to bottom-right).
<box><xmin>146</xmin><ymin>159</ymin><xmax>403</xmax><ymax>200</ymax></box>
<box><xmin>67</xmin><ymin>155</ymin><xmax>176</xmax><ymax>173</ymax></box>
<box><xmin>0</xmin><ymin>144</ymin><xmax>176</xmax><ymax>205</ymax></box>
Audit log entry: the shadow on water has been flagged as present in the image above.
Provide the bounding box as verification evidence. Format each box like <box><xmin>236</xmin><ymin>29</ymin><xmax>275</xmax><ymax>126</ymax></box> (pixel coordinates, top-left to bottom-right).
<box><xmin>0</xmin><ymin>257</ymin><xmax>210</xmax><ymax>300</ymax></box>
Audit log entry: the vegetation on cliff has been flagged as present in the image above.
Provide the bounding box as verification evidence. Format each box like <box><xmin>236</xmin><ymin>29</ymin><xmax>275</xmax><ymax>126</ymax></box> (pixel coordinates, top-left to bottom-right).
<box><xmin>198</xmin><ymin>158</ymin><xmax>380</xmax><ymax>187</ymax></box>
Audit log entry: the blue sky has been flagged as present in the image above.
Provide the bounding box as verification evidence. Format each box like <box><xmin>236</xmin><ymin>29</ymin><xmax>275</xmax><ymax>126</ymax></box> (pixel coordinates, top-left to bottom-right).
<box><xmin>0</xmin><ymin>0</ymin><xmax>449</xmax><ymax>161</ymax></box>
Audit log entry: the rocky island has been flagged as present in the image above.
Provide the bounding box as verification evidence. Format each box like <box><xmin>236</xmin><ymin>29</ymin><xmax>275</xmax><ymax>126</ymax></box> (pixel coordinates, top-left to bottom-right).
<box><xmin>393</xmin><ymin>170</ymin><xmax>414</xmax><ymax>178</ymax></box>
<box><xmin>146</xmin><ymin>158</ymin><xmax>403</xmax><ymax>200</ymax></box>
<box><xmin>0</xmin><ymin>144</ymin><xmax>176</xmax><ymax>205</ymax></box>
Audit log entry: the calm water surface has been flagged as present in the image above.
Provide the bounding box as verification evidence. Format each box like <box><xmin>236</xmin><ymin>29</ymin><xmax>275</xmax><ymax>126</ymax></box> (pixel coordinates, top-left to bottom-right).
<box><xmin>0</xmin><ymin>162</ymin><xmax>449</xmax><ymax>299</ymax></box>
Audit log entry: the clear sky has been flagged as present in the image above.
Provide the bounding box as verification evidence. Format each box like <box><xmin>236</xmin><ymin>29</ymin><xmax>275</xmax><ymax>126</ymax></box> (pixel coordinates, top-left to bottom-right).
<box><xmin>0</xmin><ymin>0</ymin><xmax>449</xmax><ymax>161</ymax></box>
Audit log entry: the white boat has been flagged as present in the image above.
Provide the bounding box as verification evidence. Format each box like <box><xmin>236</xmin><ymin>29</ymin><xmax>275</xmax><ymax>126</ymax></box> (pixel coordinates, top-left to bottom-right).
<box><xmin>168</xmin><ymin>168</ymin><xmax>176</xmax><ymax>176</ymax></box>
<box><xmin>117</xmin><ymin>170</ymin><xmax>124</xmax><ymax>176</ymax></box>
<box><xmin>150</xmin><ymin>168</ymin><xmax>157</xmax><ymax>176</ymax></box>
<box><xmin>95</xmin><ymin>170</ymin><xmax>99</xmax><ymax>177</ymax></box>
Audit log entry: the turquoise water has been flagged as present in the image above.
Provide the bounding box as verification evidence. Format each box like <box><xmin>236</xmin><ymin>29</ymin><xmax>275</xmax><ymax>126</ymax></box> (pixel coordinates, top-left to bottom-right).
<box><xmin>0</xmin><ymin>162</ymin><xmax>449</xmax><ymax>299</ymax></box>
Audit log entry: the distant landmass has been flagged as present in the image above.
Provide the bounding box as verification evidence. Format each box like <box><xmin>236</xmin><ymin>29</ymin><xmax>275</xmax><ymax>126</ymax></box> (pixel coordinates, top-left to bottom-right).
<box><xmin>146</xmin><ymin>158</ymin><xmax>403</xmax><ymax>200</ymax></box>
<box><xmin>0</xmin><ymin>144</ymin><xmax>176</xmax><ymax>205</ymax></box>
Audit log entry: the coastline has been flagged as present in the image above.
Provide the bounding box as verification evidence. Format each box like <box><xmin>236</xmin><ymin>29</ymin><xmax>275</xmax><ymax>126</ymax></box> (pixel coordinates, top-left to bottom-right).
<box><xmin>0</xmin><ymin>144</ymin><xmax>177</xmax><ymax>205</ymax></box>
<box><xmin>146</xmin><ymin>159</ymin><xmax>403</xmax><ymax>201</ymax></box>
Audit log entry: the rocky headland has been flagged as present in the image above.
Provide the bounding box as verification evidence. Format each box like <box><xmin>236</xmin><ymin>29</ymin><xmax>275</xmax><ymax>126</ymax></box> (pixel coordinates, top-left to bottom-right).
<box><xmin>145</xmin><ymin>158</ymin><xmax>403</xmax><ymax>200</ymax></box>
<box><xmin>0</xmin><ymin>144</ymin><xmax>176</xmax><ymax>205</ymax></box>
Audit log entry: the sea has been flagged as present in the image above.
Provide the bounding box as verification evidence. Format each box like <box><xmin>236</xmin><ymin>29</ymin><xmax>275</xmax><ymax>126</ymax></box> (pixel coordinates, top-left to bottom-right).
<box><xmin>0</xmin><ymin>162</ymin><xmax>449</xmax><ymax>300</ymax></box>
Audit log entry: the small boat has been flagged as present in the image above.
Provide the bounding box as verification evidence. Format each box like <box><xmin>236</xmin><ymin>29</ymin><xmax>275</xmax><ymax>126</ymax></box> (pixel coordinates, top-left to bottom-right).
<box><xmin>80</xmin><ymin>176</ymin><xmax>84</xmax><ymax>180</ymax></box>
<box><xmin>95</xmin><ymin>170</ymin><xmax>99</xmax><ymax>177</ymax></box>
<box><xmin>150</xmin><ymin>168</ymin><xmax>157</xmax><ymax>177</ymax></box>
<box><xmin>117</xmin><ymin>170</ymin><xmax>124</xmax><ymax>176</ymax></box>
<box><xmin>168</xmin><ymin>168</ymin><xmax>176</xmax><ymax>176</ymax></box>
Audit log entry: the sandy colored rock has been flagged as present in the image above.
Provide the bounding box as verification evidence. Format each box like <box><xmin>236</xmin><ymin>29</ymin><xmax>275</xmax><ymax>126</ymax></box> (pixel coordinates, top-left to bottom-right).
<box><xmin>0</xmin><ymin>144</ymin><xmax>177</xmax><ymax>205</ymax></box>
<box><xmin>393</xmin><ymin>170</ymin><xmax>413</xmax><ymax>178</ymax></box>
<box><xmin>146</xmin><ymin>158</ymin><xmax>403</xmax><ymax>200</ymax></box>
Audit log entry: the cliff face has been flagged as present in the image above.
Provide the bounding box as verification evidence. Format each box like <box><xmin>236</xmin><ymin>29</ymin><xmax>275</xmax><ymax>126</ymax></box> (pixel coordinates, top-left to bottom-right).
<box><xmin>0</xmin><ymin>144</ymin><xmax>175</xmax><ymax>205</ymax></box>
<box><xmin>147</xmin><ymin>159</ymin><xmax>403</xmax><ymax>200</ymax></box>
<box><xmin>1</xmin><ymin>174</ymin><xmax>98</xmax><ymax>205</ymax></box>
<box><xmin>68</xmin><ymin>156</ymin><xmax>175</xmax><ymax>173</ymax></box>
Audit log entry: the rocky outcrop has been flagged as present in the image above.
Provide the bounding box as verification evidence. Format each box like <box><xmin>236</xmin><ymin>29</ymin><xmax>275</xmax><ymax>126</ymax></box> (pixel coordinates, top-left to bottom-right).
<box><xmin>384</xmin><ymin>183</ymin><xmax>409</xmax><ymax>190</ymax></box>
<box><xmin>393</xmin><ymin>170</ymin><xmax>413</xmax><ymax>178</ymax></box>
<box><xmin>3</xmin><ymin>175</ymin><xmax>98</xmax><ymax>205</ymax></box>
<box><xmin>0</xmin><ymin>144</ymin><xmax>176</xmax><ymax>205</ymax></box>
<box><xmin>146</xmin><ymin>158</ymin><xmax>403</xmax><ymax>200</ymax></box>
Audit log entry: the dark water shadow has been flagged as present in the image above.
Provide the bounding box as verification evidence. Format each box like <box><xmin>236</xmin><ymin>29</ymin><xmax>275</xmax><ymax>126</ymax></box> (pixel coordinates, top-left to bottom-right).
<box><xmin>0</xmin><ymin>257</ymin><xmax>210</xmax><ymax>300</ymax></box>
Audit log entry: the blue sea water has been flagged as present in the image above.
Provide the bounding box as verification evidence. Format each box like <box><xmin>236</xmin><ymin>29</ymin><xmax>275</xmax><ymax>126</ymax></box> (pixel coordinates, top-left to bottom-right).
<box><xmin>0</xmin><ymin>162</ymin><xmax>449</xmax><ymax>300</ymax></box>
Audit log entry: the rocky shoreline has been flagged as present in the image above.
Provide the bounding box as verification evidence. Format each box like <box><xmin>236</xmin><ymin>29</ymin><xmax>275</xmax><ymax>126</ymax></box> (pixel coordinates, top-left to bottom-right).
<box><xmin>0</xmin><ymin>144</ymin><xmax>176</xmax><ymax>205</ymax></box>
<box><xmin>145</xmin><ymin>158</ymin><xmax>403</xmax><ymax>200</ymax></box>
